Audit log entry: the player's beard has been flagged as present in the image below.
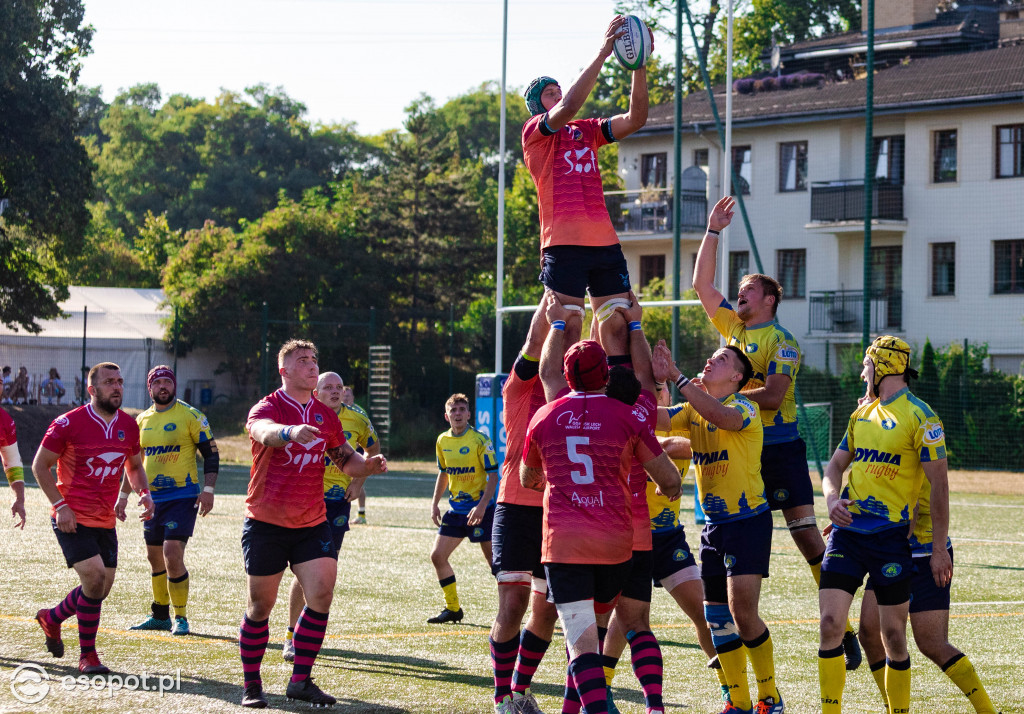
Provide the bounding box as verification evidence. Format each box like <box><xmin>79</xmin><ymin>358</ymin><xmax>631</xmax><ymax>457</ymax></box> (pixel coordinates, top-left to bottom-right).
<box><xmin>95</xmin><ymin>392</ymin><xmax>122</xmax><ymax>413</ymax></box>
<box><xmin>152</xmin><ymin>390</ymin><xmax>175</xmax><ymax>406</ymax></box>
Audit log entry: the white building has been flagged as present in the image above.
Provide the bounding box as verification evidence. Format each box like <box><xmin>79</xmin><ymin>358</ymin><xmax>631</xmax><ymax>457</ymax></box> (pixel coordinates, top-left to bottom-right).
<box><xmin>615</xmin><ymin>0</ymin><xmax>1024</xmax><ymax>373</ymax></box>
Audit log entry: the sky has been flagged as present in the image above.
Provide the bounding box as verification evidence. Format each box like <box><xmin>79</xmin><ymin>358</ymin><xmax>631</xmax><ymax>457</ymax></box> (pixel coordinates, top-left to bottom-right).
<box><xmin>78</xmin><ymin>0</ymin><xmax>653</xmax><ymax>136</ymax></box>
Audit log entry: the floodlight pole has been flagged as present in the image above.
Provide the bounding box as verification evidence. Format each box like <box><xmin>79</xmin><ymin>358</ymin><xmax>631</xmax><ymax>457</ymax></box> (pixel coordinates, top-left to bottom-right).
<box><xmin>722</xmin><ymin>0</ymin><xmax>733</xmax><ymax>315</ymax></box>
<box><xmin>862</xmin><ymin>0</ymin><xmax>875</xmax><ymax>351</ymax></box>
<box><xmin>671</xmin><ymin>1</ymin><xmax>683</xmax><ymax>364</ymax></box>
<box><xmin>495</xmin><ymin>0</ymin><xmax>509</xmax><ymax>374</ymax></box>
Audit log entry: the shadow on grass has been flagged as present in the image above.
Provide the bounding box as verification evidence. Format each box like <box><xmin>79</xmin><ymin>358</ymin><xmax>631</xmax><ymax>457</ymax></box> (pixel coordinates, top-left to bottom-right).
<box><xmin>315</xmin><ymin>646</ymin><xmax>494</xmax><ymax>692</ymax></box>
<box><xmin>215</xmin><ymin>464</ymin><xmax>436</xmax><ymax>499</ymax></box>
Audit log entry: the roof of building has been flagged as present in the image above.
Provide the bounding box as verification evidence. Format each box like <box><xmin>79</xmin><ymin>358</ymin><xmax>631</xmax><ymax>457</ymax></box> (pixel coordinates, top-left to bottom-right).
<box><xmin>0</xmin><ymin>286</ymin><xmax>169</xmax><ymax>340</ymax></box>
<box><xmin>640</xmin><ymin>42</ymin><xmax>1024</xmax><ymax>134</ymax></box>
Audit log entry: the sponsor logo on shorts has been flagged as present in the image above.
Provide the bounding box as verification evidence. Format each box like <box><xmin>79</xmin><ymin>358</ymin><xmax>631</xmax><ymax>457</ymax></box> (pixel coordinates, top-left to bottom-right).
<box><xmin>163</xmin><ymin>423</ymin><xmax>177</xmax><ymax>432</ymax></box>
<box><xmin>673</xmin><ymin>548</ymin><xmax>689</xmax><ymax>562</ymax></box>
<box><xmin>320</xmin><ymin>540</ymin><xmax>333</xmax><ymax>553</ymax></box>
<box><xmin>724</xmin><ymin>554</ymin><xmax>736</xmax><ymax>569</ymax></box>
<box><xmin>882</xmin><ymin>562</ymin><xmax>903</xmax><ymax>578</ymax></box>
<box><xmin>459</xmin><ymin>446</ymin><xmax>471</xmax><ymax>455</ymax></box>
<box><xmin>164</xmin><ymin>521</ymin><xmax>178</xmax><ymax>530</ymax></box>
<box><xmin>824</xmin><ymin>552</ymin><xmax>844</xmax><ymax>559</ymax></box>
<box><xmin>773</xmin><ymin>488</ymin><xmax>790</xmax><ymax>502</ymax></box>
<box><xmin>881</xmin><ymin>418</ymin><xmax>896</xmax><ymax>430</ymax></box>
<box><xmin>333</xmin><ymin>515</ymin><xmax>347</xmax><ymax>527</ymax></box>
<box><xmin>473</xmin><ymin>528</ymin><xmax>483</xmax><ymax>539</ymax></box>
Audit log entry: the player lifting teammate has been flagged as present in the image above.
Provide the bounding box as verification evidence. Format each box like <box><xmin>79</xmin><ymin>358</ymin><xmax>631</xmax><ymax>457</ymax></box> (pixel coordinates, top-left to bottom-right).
<box><xmin>654</xmin><ymin>341</ymin><xmax>783</xmax><ymax>714</ymax></box>
<box><xmin>33</xmin><ymin>362</ymin><xmax>155</xmax><ymax>674</ymax></box>
<box><xmin>126</xmin><ymin>365</ymin><xmax>219</xmax><ymax>636</ymax></box>
<box><xmin>817</xmin><ymin>337</ymin><xmax>952</xmax><ymax>713</ymax></box>
<box><xmin>428</xmin><ymin>393</ymin><xmax>499</xmax><ymax>624</ymax></box>
<box><xmin>239</xmin><ymin>339</ymin><xmax>387</xmax><ymax>708</ymax></box>
<box><xmin>693</xmin><ymin>196</ymin><xmax>861</xmax><ymax>671</ymax></box>
<box><xmin>1</xmin><ymin>405</ymin><xmax>26</xmax><ymax>528</ymax></box>
<box><xmin>522</xmin><ymin>15</ymin><xmax>650</xmax><ymax>371</ymax></box>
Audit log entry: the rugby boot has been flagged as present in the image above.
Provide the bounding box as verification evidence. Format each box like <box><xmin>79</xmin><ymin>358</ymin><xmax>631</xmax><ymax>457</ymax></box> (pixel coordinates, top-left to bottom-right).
<box><xmin>283</xmin><ymin>637</ymin><xmax>296</xmax><ymax>662</ymax></box>
<box><xmin>241</xmin><ymin>683</ymin><xmax>268</xmax><ymax>708</ymax></box>
<box><xmin>79</xmin><ymin>651</ymin><xmax>110</xmax><ymax>675</ymax></box>
<box><xmin>427</xmin><ymin>607</ymin><xmax>464</xmax><ymax>624</ymax></box>
<box><xmin>130</xmin><ymin>615</ymin><xmax>172</xmax><ymax>631</ymax></box>
<box><xmin>172</xmin><ymin>616</ymin><xmax>190</xmax><ymax>636</ymax></box>
<box><xmin>495</xmin><ymin>694</ymin><xmax>515</xmax><ymax>713</ymax></box>
<box><xmin>755</xmin><ymin>695</ymin><xmax>784</xmax><ymax>714</ymax></box>
<box><xmin>842</xmin><ymin>630</ymin><xmax>863</xmax><ymax>671</ymax></box>
<box><xmin>512</xmin><ymin>688</ymin><xmax>545</xmax><ymax>713</ymax></box>
<box><xmin>285</xmin><ymin>677</ymin><xmax>337</xmax><ymax>707</ymax></box>
<box><xmin>35</xmin><ymin>609</ymin><xmax>64</xmax><ymax>658</ymax></box>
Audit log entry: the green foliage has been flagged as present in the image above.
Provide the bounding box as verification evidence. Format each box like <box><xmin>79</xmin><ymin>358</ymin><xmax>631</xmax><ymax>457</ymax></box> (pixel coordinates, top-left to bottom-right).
<box><xmin>0</xmin><ymin>0</ymin><xmax>94</xmax><ymax>330</ymax></box>
<box><xmin>635</xmin><ymin>279</ymin><xmax>720</xmax><ymax>378</ymax></box>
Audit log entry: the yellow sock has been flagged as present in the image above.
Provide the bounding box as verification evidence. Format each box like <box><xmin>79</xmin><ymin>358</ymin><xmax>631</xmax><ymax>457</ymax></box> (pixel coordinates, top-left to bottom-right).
<box><xmin>151</xmin><ymin>571</ymin><xmax>170</xmax><ymax>607</ymax></box>
<box><xmin>810</xmin><ymin>560</ymin><xmax>855</xmax><ymax>636</ymax></box>
<box><xmin>710</xmin><ymin>656</ymin><xmax>730</xmax><ymax>690</ymax></box>
<box><xmin>944</xmin><ymin>654</ymin><xmax>997</xmax><ymax>714</ymax></box>
<box><xmin>744</xmin><ymin>629</ymin><xmax>780</xmax><ymax>702</ymax></box>
<box><xmin>885</xmin><ymin>658</ymin><xmax>911</xmax><ymax>714</ymax></box>
<box><xmin>869</xmin><ymin>660</ymin><xmax>890</xmax><ymax>708</ymax></box>
<box><xmin>603</xmin><ymin>664</ymin><xmax>616</xmax><ymax>686</ymax></box>
<box><xmin>440</xmin><ymin>576</ymin><xmax>460</xmax><ymax>611</ymax></box>
<box><xmin>718</xmin><ymin>645</ymin><xmax>751</xmax><ymax>710</ymax></box>
<box><xmin>286</xmin><ymin>627</ymin><xmax>294</xmax><ymax>641</ymax></box>
<box><xmin>818</xmin><ymin>645</ymin><xmax>845</xmax><ymax>713</ymax></box>
<box><xmin>167</xmin><ymin>572</ymin><xmax>189</xmax><ymax>618</ymax></box>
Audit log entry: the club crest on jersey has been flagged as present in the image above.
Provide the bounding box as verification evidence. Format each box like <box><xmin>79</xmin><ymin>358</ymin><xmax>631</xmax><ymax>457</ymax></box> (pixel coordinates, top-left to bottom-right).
<box><xmin>567</xmin><ymin>126</ymin><xmax>582</xmax><ymax>142</ymax></box>
<box><xmin>117</xmin><ymin>430</ymin><xmax>125</xmax><ymax>441</ymax></box>
<box><xmin>706</xmin><ymin>422</ymin><xmax>718</xmax><ymax>433</ymax></box>
<box><xmin>164</xmin><ymin>423</ymin><xmax>177</xmax><ymax>431</ymax></box>
<box><xmin>881</xmin><ymin>562</ymin><xmax>903</xmax><ymax>578</ymax></box>
<box><xmin>460</xmin><ymin>446</ymin><xmax>471</xmax><ymax>455</ymax></box>
<box><xmin>314</xmin><ymin>414</ymin><xmax>324</xmax><ymax>424</ymax></box>
<box><xmin>745</xmin><ymin>344</ymin><xmax>758</xmax><ymax>353</ymax></box>
<box><xmin>881</xmin><ymin>418</ymin><xmax>896</xmax><ymax>430</ymax></box>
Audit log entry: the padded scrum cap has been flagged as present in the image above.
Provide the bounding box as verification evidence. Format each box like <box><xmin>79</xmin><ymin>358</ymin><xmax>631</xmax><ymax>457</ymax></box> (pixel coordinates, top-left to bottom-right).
<box><xmin>563</xmin><ymin>340</ymin><xmax>609</xmax><ymax>391</ymax></box>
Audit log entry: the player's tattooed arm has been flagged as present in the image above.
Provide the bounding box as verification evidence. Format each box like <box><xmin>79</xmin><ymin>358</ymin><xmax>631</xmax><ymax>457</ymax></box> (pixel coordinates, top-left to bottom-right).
<box><xmin>325</xmin><ymin>443</ymin><xmax>355</xmax><ymax>471</ymax></box>
<box><xmin>249</xmin><ymin>418</ymin><xmax>321</xmax><ymax>447</ymax></box>
<box><xmin>329</xmin><ymin>443</ymin><xmax>388</xmax><ymax>479</ymax></box>
<box><xmin>520</xmin><ymin>463</ymin><xmax>547</xmax><ymax>492</ymax></box>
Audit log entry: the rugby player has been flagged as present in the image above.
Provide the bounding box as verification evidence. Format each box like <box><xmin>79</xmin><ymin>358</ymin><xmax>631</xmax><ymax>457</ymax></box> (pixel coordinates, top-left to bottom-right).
<box><xmin>522</xmin><ymin>326</ymin><xmax>680</xmax><ymax>714</ymax></box>
<box><xmin>817</xmin><ymin>336</ymin><xmax>951</xmax><ymax>713</ymax></box>
<box><xmin>239</xmin><ymin>340</ymin><xmax>387</xmax><ymax>708</ymax></box>
<box><xmin>692</xmin><ymin>196</ymin><xmax>861</xmax><ymax>671</ymax></box>
<box><xmin>1</xmin><ymin>406</ymin><xmax>26</xmax><ymax>528</ymax></box>
<box><xmin>653</xmin><ymin>341</ymin><xmax>783</xmax><ymax>714</ymax></box>
<box><xmin>341</xmin><ymin>384</ymin><xmax>373</xmax><ymax>524</ymax></box>
<box><xmin>282</xmin><ymin>370</ymin><xmax>379</xmax><ymax>662</ymax></box>
<box><xmin>522</xmin><ymin>15</ymin><xmax>650</xmax><ymax>369</ymax></box>
<box><xmin>32</xmin><ymin>362</ymin><xmax>155</xmax><ymax>674</ymax></box>
<box><xmin>489</xmin><ymin>297</ymin><xmax>562</xmax><ymax>714</ymax></box>
<box><xmin>125</xmin><ymin>365</ymin><xmax>219</xmax><ymax>636</ymax></box>
<box><xmin>428</xmin><ymin>393</ymin><xmax>499</xmax><ymax>625</ymax></box>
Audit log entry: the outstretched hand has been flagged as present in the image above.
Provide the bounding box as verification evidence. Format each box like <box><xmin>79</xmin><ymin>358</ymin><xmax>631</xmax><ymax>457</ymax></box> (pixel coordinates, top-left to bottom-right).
<box><xmin>708</xmin><ymin>196</ymin><xmax>736</xmax><ymax>233</ymax></box>
<box><xmin>601</xmin><ymin>15</ymin><xmax>628</xmax><ymax>58</ymax></box>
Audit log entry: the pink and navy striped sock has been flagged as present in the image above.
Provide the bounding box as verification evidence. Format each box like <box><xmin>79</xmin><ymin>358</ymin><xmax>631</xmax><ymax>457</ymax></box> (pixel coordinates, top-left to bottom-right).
<box><xmin>627</xmin><ymin>630</ymin><xmax>664</xmax><ymax>711</ymax></box>
<box><xmin>490</xmin><ymin>634</ymin><xmax>519</xmax><ymax>702</ymax></box>
<box><xmin>512</xmin><ymin>629</ymin><xmax>551</xmax><ymax>693</ymax></box>
<box><xmin>49</xmin><ymin>586</ymin><xmax>81</xmax><ymax>624</ymax></box>
<box><xmin>290</xmin><ymin>606</ymin><xmax>329</xmax><ymax>683</ymax></box>
<box><xmin>75</xmin><ymin>592</ymin><xmax>103</xmax><ymax>655</ymax></box>
<box><xmin>239</xmin><ymin>615</ymin><xmax>269</xmax><ymax>687</ymax></box>
<box><xmin>562</xmin><ymin>646</ymin><xmax>583</xmax><ymax>714</ymax></box>
<box><xmin>570</xmin><ymin>651</ymin><xmax>609</xmax><ymax>714</ymax></box>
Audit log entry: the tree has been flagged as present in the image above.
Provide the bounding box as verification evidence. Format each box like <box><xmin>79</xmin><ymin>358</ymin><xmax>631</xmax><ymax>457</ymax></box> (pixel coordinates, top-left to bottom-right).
<box><xmin>0</xmin><ymin>0</ymin><xmax>94</xmax><ymax>330</ymax></box>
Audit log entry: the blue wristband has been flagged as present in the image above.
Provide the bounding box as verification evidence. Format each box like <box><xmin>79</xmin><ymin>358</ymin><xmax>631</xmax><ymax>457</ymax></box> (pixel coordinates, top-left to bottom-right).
<box><xmin>551</xmin><ymin>320</ymin><xmax>566</xmax><ymax>331</ymax></box>
<box><xmin>628</xmin><ymin>320</ymin><xmax>642</xmax><ymax>332</ymax></box>
<box><xmin>281</xmin><ymin>426</ymin><xmax>292</xmax><ymax>442</ymax></box>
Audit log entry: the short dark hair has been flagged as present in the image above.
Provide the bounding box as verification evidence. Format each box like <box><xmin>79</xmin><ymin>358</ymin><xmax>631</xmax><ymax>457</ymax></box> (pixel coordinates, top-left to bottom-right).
<box><xmin>724</xmin><ymin>345</ymin><xmax>754</xmax><ymax>390</ymax></box>
<box><xmin>278</xmin><ymin>339</ymin><xmax>317</xmax><ymax>367</ymax></box>
<box><xmin>445</xmin><ymin>393</ymin><xmax>469</xmax><ymax>411</ymax></box>
<box><xmin>88</xmin><ymin>362</ymin><xmax>121</xmax><ymax>386</ymax></box>
<box><xmin>605</xmin><ymin>366</ymin><xmax>641</xmax><ymax>406</ymax></box>
<box><xmin>740</xmin><ymin>273</ymin><xmax>783</xmax><ymax>315</ymax></box>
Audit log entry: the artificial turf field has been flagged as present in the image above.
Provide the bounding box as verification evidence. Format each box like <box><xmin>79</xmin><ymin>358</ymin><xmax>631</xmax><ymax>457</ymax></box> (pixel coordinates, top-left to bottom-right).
<box><xmin>1</xmin><ymin>463</ymin><xmax>1022</xmax><ymax>713</ymax></box>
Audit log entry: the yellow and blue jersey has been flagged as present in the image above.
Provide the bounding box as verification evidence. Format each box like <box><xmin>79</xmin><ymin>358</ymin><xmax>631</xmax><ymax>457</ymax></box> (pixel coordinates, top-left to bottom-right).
<box><xmin>648</xmin><ymin>424</ymin><xmax>692</xmax><ymax>533</ymax></box>
<box><xmin>137</xmin><ymin>400</ymin><xmax>214</xmax><ymax>502</ymax></box>
<box><xmin>324</xmin><ymin>404</ymin><xmax>379</xmax><ymax>501</ymax></box>
<box><xmin>711</xmin><ymin>300</ymin><xmax>801</xmax><ymax>444</ymax></box>
<box><xmin>909</xmin><ymin>476</ymin><xmax>952</xmax><ymax>556</ymax></box>
<box><xmin>837</xmin><ymin>388</ymin><xmax>946</xmax><ymax>534</ymax></box>
<box><xmin>436</xmin><ymin>427</ymin><xmax>498</xmax><ymax>515</ymax></box>
<box><xmin>667</xmin><ymin>394</ymin><xmax>767</xmax><ymax>524</ymax></box>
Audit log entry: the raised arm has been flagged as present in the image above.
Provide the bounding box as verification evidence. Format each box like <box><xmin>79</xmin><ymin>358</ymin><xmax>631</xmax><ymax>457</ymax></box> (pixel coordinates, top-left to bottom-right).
<box><xmin>654</xmin><ymin>340</ymin><xmax>744</xmax><ymax>431</ymax></box>
<box><xmin>618</xmin><ymin>293</ymin><xmax>656</xmax><ymax>394</ymax></box>
<box><xmin>546</xmin><ymin>16</ymin><xmax>626</xmax><ymax>132</ymax></box>
<box><xmin>539</xmin><ymin>294</ymin><xmax>576</xmax><ymax>402</ymax></box>
<box><xmin>693</xmin><ymin>196</ymin><xmax>736</xmax><ymax>319</ymax></box>
<box><xmin>608</xmin><ymin>64</ymin><xmax>649</xmax><ymax>140</ymax></box>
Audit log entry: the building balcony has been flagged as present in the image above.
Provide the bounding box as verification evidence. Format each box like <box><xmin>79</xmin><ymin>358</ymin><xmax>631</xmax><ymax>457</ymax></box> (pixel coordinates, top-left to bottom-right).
<box><xmin>809</xmin><ymin>289</ymin><xmax>903</xmax><ymax>335</ymax></box>
<box><xmin>607</xmin><ymin>188</ymin><xmax>708</xmax><ymax>235</ymax></box>
<box><xmin>810</xmin><ymin>179</ymin><xmax>904</xmax><ymax>223</ymax></box>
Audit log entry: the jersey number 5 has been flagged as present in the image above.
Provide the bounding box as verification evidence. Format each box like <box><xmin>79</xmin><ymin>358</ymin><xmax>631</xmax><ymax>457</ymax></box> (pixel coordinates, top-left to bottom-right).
<box><xmin>566</xmin><ymin>436</ymin><xmax>594</xmax><ymax>485</ymax></box>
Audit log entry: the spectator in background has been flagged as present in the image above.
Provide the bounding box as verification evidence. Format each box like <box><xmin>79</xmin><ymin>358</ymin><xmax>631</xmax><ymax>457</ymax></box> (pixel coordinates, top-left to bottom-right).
<box><xmin>9</xmin><ymin>367</ymin><xmax>29</xmax><ymax>405</ymax></box>
<box><xmin>41</xmin><ymin>368</ymin><xmax>67</xmax><ymax>405</ymax></box>
<box><xmin>2</xmin><ymin>366</ymin><xmax>12</xmax><ymax>403</ymax></box>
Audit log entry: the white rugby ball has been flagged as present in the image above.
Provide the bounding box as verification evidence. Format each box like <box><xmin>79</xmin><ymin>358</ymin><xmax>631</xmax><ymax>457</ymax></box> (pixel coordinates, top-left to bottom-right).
<box><xmin>613</xmin><ymin>15</ymin><xmax>652</xmax><ymax>71</ymax></box>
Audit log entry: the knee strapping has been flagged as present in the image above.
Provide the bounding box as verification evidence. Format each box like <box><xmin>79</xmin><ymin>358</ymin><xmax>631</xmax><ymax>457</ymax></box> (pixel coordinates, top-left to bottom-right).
<box><xmin>595</xmin><ymin>298</ymin><xmax>632</xmax><ymax>323</ymax></box>
<box><xmin>531</xmin><ymin>576</ymin><xmax>548</xmax><ymax>596</ymax></box>
<box><xmin>557</xmin><ymin>600</ymin><xmax>596</xmax><ymax>650</ymax></box>
<box><xmin>787</xmin><ymin>516</ymin><xmax>819</xmax><ymax>532</ymax></box>
<box><xmin>496</xmin><ymin>571</ymin><xmax>532</xmax><ymax>587</ymax></box>
<box><xmin>704</xmin><ymin>603</ymin><xmax>740</xmax><ymax>650</ymax></box>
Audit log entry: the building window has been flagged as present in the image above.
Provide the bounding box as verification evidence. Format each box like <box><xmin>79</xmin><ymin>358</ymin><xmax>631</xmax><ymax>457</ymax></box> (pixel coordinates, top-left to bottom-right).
<box><xmin>931</xmin><ymin>242</ymin><xmax>955</xmax><ymax>296</ymax></box>
<box><xmin>994</xmin><ymin>239</ymin><xmax>1024</xmax><ymax>294</ymax></box>
<box><xmin>777</xmin><ymin>249</ymin><xmax>806</xmax><ymax>299</ymax></box>
<box><xmin>779</xmin><ymin>141</ymin><xmax>808</xmax><ymax>192</ymax></box>
<box><xmin>731</xmin><ymin>145</ymin><xmax>751</xmax><ymax>194</ymax></box>
<box><xmin>933</xmin><ymin>129</ymin><xmax>958</xmax><ymax>183</ymax></box>
<box><xmin>996</xmin><ymin>124</ymin><xmax>1024</xmax><ymax>178</ymax></box>
<box><xmin>728</xmin><ymin>251</ymin><xmax>749</xmax><ymax>300</ymax></box>
<box><xmin>641</xmin><ymin>153</ymin><xmax>667</xmax><ymax>188</ymax></box>
<box><xmin>693</xmin><ymin>148</ymin><xmax>709</xmax><ymax>173</ymax></box>
<box><xmin>873</xmin><ymin>135</ymin><xmax>905</xmax><ymax>184</ymax></box>
<box><xmin>639</xmin><ymin>254</ymin><xmax>666</xmax><ymax>289</ymax></box>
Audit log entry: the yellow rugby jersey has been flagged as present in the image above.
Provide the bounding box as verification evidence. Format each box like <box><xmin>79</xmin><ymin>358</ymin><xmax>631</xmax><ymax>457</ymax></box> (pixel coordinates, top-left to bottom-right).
<box><xmin>711</xmin><ymin>300</ymin><xmax>801</xmax><ymax>444</ymax></box>
<box><xmin>323</xmin><ymin>404</ymin><xmax>379</xmax><ymax>501</ymax></box>
<box><xmin>648</xmin><ymin>424</ymin><xmax>692</xmax><ymax>533</ymax></box>
<box><xmin>837</xmin><ymin>388</ymin><xmax>946</xmax><ymax>534</ymax></box>
<box><xmin>436</xmin><ymin>427</ymin><xmax>498</xmax><ymax>515</ymax></box>
<box><xmin>137</xmin><ymin>400</ymin><xmax>214</xmax><ymax>503</ymax></box>
<box><xmin>908</xmin><ymin>476</ymin><xmax>952</xmax><ymax>556</ymax></box>
<box><xmin>667</xmin><ymin>393</ymin><xmax>767</xmax><ymax>524</ymax></box>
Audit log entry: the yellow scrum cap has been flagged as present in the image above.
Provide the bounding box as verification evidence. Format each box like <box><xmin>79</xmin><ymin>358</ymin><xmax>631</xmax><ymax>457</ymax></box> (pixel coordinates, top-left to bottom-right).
<box><xmin>866</xmin><ymin>335</ymin><xmax>918</xmax><ymax>388</ymax></box>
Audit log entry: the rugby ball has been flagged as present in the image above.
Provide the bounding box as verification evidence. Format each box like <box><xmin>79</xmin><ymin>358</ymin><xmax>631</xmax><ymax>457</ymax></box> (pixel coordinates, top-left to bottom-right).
<box><xmin>614</xmin><ymin>16</ymin><xmax>652</xmax><ymax>71</ymax></box>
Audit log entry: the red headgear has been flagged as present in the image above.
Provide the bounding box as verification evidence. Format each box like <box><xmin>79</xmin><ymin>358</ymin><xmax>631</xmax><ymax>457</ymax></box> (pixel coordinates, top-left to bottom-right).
<box><xmin>563</xmin><ymin>340</ymin><xmax>609</xmax><ymax>391</ymax></box>
<box><xmin>147</xmin><ymin>365</ymin><xmax>177</xmax><ymax>394</ymax></box>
